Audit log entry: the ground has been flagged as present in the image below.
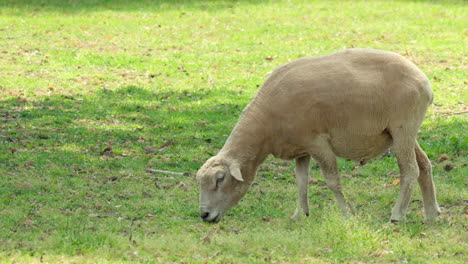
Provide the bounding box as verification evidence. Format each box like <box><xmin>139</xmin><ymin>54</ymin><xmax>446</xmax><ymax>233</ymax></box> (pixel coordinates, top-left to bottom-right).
<box><xmin>0</xmin><ymin>0</ymin><xmax>467</xmax><ymax>263</ymax></box>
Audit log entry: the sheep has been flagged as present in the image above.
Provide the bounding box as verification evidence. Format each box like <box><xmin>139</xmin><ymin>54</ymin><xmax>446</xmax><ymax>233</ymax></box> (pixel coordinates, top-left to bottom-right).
<box><xmin>196</xmin><ymin>48</ymin><xmax>440</xmax><ymax>223</ymax></box>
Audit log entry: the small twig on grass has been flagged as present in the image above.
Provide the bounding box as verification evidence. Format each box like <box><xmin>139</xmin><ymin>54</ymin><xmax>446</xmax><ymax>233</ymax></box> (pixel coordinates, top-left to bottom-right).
<box><xmin>437</xmin><ymin>111</ymin><xmax>468</xmax><ymax>117</ymax></box>
<box><xmin>129</xmin><ymin>217</ymin><xmax>137</xmax><ymax>246</ymax></box>
<box><xmin>146</xmin><ymin>168</ymin><xmax>189</xmax><ymax>176</ymax></box>
<box><xmin>129</xmin><ymin>218</ymin><xmax>134</xmax><ymax>242</ymax></box>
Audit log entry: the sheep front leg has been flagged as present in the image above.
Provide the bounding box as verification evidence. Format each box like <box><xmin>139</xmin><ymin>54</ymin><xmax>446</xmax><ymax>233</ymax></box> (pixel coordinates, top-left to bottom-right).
<box><xmin>291</xmin><ymin>155</ymin><xmax>311</xmax><ymax>220</ymax></box>
<box><xmin>316</xmin><ymin>155</ymin><xmax>351</xmax><ymax>218</ymax></box>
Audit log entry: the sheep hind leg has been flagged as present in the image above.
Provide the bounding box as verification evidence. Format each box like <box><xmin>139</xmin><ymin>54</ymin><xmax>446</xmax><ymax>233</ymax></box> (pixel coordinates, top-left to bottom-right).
<box><xmin>315</xmin><ymin>155</ymin><xmax>351</xmax><ymax>218</ymax></box>
<box><xmin>390</xmin><ymin>130</ymin><xmax>419</xmax><ymax>222</ymax></box>
<box><xmin>291</xmin><ymin>155</ymin><xmax>311</xmax><ymax>220</ymax></box>
<box><xmin>415</xmin><ymin>141</ymin><xmax>441</xmax><ymax>221</ymax></box>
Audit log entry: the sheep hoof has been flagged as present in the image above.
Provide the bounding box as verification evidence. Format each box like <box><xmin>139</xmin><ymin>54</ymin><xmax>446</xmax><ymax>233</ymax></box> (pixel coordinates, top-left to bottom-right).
<box><xmin>424</xmin><ymin>214</ymin><xmax>440</xmax><ymax>223</ymax></box>
<box><xmin>290</xmin><ymin>208</ymin><xmax>300</xmax><ymax>221</ymax></box>
<box><xmin>424</xmin><ymin>207</ymin><xmax>441</xmax><ymax>222</ymax></box>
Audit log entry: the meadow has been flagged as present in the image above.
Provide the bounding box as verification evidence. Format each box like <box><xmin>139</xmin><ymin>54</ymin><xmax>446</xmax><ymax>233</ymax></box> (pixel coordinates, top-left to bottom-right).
<box><xmin>0</xmin><ymin>0</ymin><xmax>467</xmax><ymax>263</ymax></box>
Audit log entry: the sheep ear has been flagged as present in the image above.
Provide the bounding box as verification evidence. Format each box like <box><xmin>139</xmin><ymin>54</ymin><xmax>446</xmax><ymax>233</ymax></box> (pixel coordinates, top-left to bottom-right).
<box><xmin>229</xmin><ymin>163</ymin><xmax>243</xmax><ymax>182</ymax></box>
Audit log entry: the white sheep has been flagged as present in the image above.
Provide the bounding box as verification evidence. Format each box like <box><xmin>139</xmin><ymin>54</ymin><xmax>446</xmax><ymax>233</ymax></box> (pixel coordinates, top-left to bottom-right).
<box><xmin>196</xmin><ymin>48</ymin><xmax>440</xmax><ymax>223</ymax></box>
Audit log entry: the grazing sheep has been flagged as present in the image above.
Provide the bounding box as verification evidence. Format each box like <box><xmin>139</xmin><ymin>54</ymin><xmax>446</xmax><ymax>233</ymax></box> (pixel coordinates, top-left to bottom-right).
<box><xmin>196</xmin><ymin>48</ymin><xmax>440</xmax><ymax>223</ymax></box>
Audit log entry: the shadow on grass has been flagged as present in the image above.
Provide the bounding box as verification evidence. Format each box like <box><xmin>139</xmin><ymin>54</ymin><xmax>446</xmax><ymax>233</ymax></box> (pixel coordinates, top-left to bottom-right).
<box><xmin>1</xmin><ymin>84</ymin><xmax>466</xmax><ymax>173</ymax></box>
<box><xmin>1</xmin><ymin>0</ymin><xmax>464</xmax><ymax>14</ymax></box>
<box><xmin>0</xmin><ymin>85</ymin><xmax>244</xmax><ymax>172</ymax></box>
<box><xmin>0</xmin><ymin>0</ymin><xmax>269</xmax><ymax>13</ymax></box>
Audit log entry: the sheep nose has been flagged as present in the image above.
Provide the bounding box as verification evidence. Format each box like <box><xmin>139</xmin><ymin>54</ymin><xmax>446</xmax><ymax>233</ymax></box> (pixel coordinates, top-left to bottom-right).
<box><xmin>200</xmin><ymin>211</ymin><xmax>210</xmax><ymax>221</ymax></box>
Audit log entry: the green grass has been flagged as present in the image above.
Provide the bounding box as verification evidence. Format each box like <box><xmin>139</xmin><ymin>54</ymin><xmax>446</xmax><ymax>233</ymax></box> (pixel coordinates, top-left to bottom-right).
<box><xmin>0</xmin><ymin>0</ymin><xmax>467</xmax><ymax>263</ymax></box>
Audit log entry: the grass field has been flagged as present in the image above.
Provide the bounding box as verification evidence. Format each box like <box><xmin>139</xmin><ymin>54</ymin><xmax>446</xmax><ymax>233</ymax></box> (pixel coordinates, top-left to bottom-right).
<box><xmin>0</xmin><ymin>0</ymin><xmax>467</xmax><ymax>263</ymax></box>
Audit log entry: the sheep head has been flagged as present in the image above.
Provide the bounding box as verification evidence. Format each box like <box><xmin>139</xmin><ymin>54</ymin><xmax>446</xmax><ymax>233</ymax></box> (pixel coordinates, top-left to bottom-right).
<box><xmin>196</xmin><ymin>156</ymin><xmax>249</xmax><ymax>223</ymax></box>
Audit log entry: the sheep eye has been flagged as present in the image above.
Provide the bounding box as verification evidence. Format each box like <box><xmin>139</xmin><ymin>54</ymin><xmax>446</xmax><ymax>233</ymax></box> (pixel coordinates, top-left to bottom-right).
<box><xmin>215</xmin><ymin>172</ymin><xmax>225</xmax><ymax>186</ymax></box>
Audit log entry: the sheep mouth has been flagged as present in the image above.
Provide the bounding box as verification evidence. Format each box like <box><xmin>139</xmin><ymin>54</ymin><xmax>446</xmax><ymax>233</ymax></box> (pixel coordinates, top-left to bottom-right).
<box><xmin>203</xmin><ymin>213</ymin><xmax>222</xmax><ymax>223</ymax></box>
<box><xmin>212</xmin><ymin>214</ymin><xmax>222</xmax><ymax>223</ymax></box>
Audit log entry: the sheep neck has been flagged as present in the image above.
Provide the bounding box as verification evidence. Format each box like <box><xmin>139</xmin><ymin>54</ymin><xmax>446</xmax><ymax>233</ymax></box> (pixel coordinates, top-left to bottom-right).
<box><xmin>219</xmin><ymin>104</ymin><xmax>271</xmax><ymax>183</ymax></box>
